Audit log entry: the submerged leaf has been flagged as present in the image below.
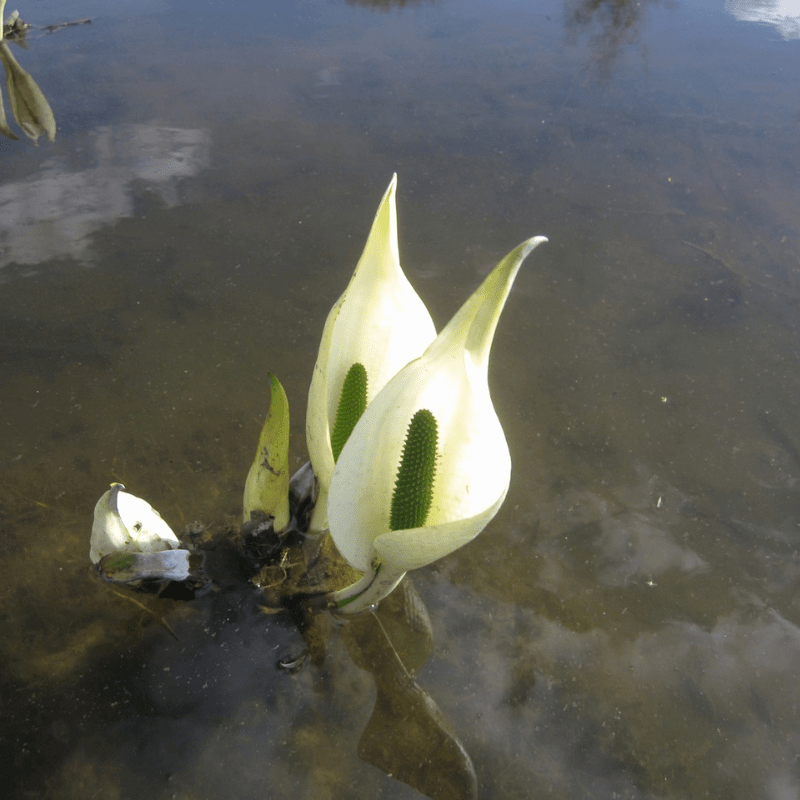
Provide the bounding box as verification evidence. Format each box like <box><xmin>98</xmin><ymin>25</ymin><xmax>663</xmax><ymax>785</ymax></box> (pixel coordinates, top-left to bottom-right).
<box><xmin>341</xmin><ymin>582</ymin><xmax>476</xmax><ymax>800</ymax></box>
<box><xmin>358</xmin><ymin>676</ymin><xmax>478</xmax><ymax>800</ymax></box>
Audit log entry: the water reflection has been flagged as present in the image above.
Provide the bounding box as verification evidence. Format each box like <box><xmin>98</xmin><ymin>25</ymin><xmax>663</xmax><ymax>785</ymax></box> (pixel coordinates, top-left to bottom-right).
<box><xmin>418</xmin><ymin>568</ymin><xmax>800</xmax><ymax>798</ymax></box>
<box><xmin>564</xmin><ymin>0</ymin><xmax>662</xmax><ymax>74</ymax></box>
<box><xmin>346</xmin><ymin>0</ymin><xmax>436</xmax><ymax>9</ymax></box>
<box><xmin>2</xmin><ymin>0</ymin><xmax>800</xmax><ymax>797</ymax></box>
<box><xmin>726</xmin><ymin>0</ymin><xmax>800</xmax><ymax>39</ymax></box>
<box><xmin>0</xmin><ymin>124</ymin><xmax>210</xmax><ymax>277</ymax></box>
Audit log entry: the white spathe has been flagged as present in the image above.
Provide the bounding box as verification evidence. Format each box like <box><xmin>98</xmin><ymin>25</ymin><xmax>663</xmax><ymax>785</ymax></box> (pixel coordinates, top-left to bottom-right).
<box><xmin>306</xmin><ymin>175</ymin><xmax>436</xmax><ymax>529</ymax></box>
<box><xmin>90</xmin><ymin>483</ymin><xmax>179</xmax><ymax>564</ymax></box>
<box><xmin>328</xmin><ymin>236</ymin><xmax>547</xmax><ymax>612</ymax></box>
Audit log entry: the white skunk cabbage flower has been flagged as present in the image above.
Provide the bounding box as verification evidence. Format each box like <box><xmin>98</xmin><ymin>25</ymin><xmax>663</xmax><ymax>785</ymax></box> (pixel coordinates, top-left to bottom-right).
<box><xmin>306</xmin><ymin>174</ymin><xmax>436</xmax><ymax>531</ymax></box>
<box><xmin>328</xmin><ymin>236</ymin><xmax>547</xmax><ymax>613</ymax></box>
<box><xmin>90</xmin><ymin>483</ymin><xmax>179</xmax><ymax>564</ymax></box>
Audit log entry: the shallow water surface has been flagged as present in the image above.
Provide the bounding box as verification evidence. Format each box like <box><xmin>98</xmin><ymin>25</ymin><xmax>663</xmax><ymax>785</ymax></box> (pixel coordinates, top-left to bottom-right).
<box><xmin>2</xmin><ymin>0</ymin><xmax>800</xmax><ymax>797</ymax></box>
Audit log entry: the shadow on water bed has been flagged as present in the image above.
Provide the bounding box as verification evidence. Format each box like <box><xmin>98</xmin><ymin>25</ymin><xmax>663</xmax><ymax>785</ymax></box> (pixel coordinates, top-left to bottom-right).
<box><xmin>1</xmin><ymin>459</ymin><xmax>479</xmax><ymax>799</ymax></box>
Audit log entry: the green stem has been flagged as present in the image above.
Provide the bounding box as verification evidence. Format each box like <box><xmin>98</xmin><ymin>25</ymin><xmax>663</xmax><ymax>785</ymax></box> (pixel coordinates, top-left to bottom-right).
<box><xmin>329</xmin><ymin>562</ymin><xmax>406</xmax><ymax>614</ymax></box>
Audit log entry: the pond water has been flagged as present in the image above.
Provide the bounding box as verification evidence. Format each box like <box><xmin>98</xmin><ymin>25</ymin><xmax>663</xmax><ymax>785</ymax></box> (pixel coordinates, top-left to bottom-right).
<box><xmin>2</xmin><ymin>0</ymin><xmax>800</xmax><ymax>797</ymax></box>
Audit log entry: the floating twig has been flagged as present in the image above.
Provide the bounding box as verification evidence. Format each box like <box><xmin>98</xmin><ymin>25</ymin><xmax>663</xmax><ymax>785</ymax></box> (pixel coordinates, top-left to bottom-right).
<box><xmin>109</xmin><ymin>588</ymin><xmax>179</xmax><ymax>641</ymax></box>
<box><xmin>42</xmin><ymin>19</ymin><xmax>91</xmax><ymax>34</ymax></box>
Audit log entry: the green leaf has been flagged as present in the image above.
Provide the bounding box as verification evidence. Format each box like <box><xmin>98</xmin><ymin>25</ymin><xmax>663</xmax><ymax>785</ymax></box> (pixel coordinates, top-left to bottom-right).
<box><xmin>243</xmin><ymin>373</ymin><xmax>291</xmax><ymax>530</ymax></box>
<box><xmin>0</xmin><ymin>41</ymin><xmax>56</xmax><ymax>143</ymax></box>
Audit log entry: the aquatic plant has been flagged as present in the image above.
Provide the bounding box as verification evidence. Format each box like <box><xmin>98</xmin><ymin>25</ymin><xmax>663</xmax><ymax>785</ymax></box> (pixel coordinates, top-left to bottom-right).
<box><xmin>326</xmin><ymin>234</ymin><xmax>547</xmax><ymax>611</ymax></box>
<box><xmin>90</xmin><ymin>177</ymin><xmax>546</xmax><ymax>613</ymax></box>
<box><xmin>87</xmin><ymin>176</ymin><xmax>546</xmax><ymax>800</ymax></box>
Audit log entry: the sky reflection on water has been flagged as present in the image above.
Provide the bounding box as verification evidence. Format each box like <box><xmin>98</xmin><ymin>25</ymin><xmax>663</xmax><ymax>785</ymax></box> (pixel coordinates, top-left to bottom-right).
<box><xmin>1</xmin><ymin>0</ymin><xmax>799</xmax><ymax>797</ymax></box>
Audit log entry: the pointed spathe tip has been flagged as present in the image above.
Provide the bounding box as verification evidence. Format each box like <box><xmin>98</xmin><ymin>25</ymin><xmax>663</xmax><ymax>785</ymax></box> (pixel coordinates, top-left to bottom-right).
<box><xmin>516</xmin><ymin>235</ymin><xmax>548</xmax><ymax>262</ymax></box>
<box><xmin>356</xmin><ymin>174</ymin><xmax>402</xmax><ymax>280</ymax></box>
<box><xmin>438</xmin><ymin>233</ymin><xmax>548</xmax><ymax>368</ymax></box>
<box><xmin>381</xmin><ymin>173</ymin><xmax>398</xmax><ymax>204</ymax></box>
